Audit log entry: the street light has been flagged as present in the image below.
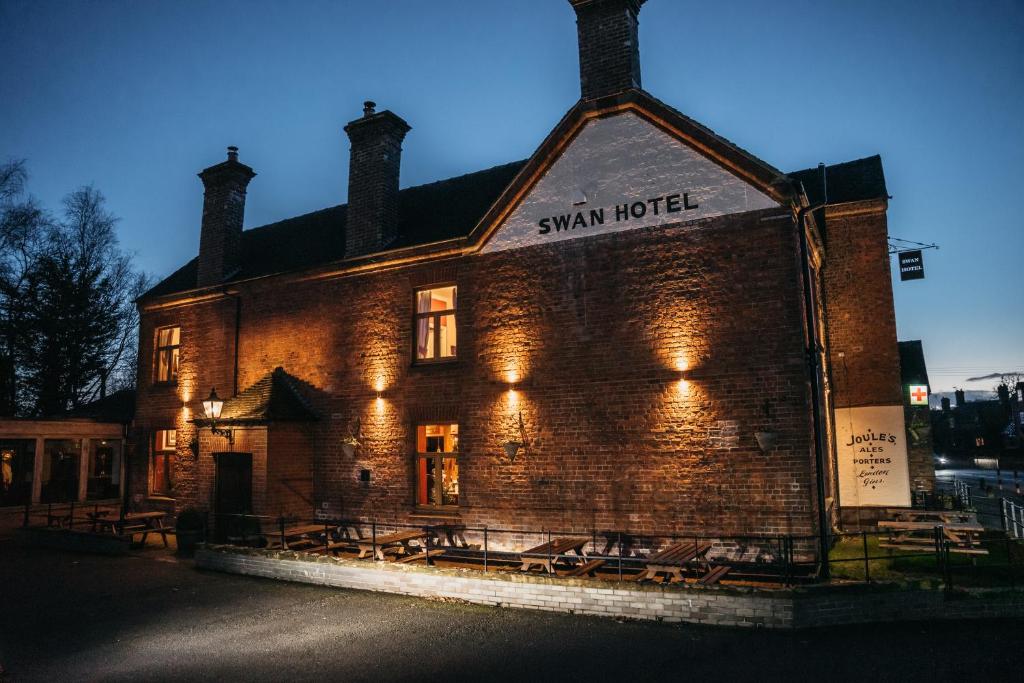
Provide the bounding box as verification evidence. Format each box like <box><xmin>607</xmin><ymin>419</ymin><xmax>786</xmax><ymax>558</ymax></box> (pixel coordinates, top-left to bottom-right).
<box><xmin>202</xmin><ymin>387</ymin><xmax>233</xmax><ymax>445</ymax></box>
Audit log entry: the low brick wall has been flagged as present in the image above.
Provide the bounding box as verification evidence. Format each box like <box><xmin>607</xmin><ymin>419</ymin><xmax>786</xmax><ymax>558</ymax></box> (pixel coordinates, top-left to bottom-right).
<box><xmin>195</xmin><ymin>546</ymin><xmax>1024</xmax><ymax>629</ymax></box>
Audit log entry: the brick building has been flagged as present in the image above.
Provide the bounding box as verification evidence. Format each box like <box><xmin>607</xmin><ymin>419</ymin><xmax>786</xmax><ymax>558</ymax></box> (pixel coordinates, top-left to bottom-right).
<box><xmin>132</xmin><ymin>0</ymin><xmax>926</xmax><ymax>557</ymax></box>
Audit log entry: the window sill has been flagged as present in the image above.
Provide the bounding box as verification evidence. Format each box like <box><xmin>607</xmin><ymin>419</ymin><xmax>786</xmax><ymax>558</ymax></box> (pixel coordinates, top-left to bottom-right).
<box><xmin>147</xmin><ymin>495</ymin><xmax>175</xmax><ymax>502</ymax></box>
<box><xmin>410</xmin><ymin>508</ymin><xmax>460</xmax><ymax>520</ymax></box>
<box><xmin>410</xmin><ymin>359</ymin><xmax>461</xmax><ymax>370</ymax></box>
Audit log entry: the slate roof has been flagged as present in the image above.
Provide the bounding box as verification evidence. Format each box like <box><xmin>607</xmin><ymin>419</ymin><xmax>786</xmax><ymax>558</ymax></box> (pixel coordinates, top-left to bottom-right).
<box><xmin>898</xmin><ymin>340</ymin><xmax>930</xmax><ymax>388</ymax></box>
<box><xmin>212</xmin><ymin>367</ymin><xmax>318</xmax><ymax>424</ymax></box>
<box><xmin>790</xmin><ymin>155</ymin><xmax>888</xmax><ymax>206</ymax></box>
<box><xmin>142</xmin><ymin>108</ymin><xmax>887</xmax><ymax>302</ymax></box>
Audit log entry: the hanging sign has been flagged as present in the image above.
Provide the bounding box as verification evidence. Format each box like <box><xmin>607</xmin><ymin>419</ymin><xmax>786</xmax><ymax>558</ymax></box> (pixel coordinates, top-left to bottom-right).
<box><xmin>836</xmin><ymin>405</ymin><xmax>911</xmax><ymax>507</ymax></box>
<box><xmin>908</xmin><ymin>385</ymin><xmax>929</xmax><ymax>407</ymax></box>
<box><xmin>898</xmin><ymin>250</ymin><xmax>925</xmax><ymax>280</ymax></box>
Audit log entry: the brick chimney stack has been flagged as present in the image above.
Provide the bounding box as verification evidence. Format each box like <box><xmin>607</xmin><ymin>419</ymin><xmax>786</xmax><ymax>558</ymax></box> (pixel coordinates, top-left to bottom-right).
<box><xmin>197</xmin><ymin>146</ymin><xmax>256</xmax><ymax>287</ymax></box>
<box><xmin>569</xmin><ymin>0</ymin><xmax>646</xmax><ymax>101</ymax></box>
<box><xmin>344</xmin><ymin>101</ymin><xmax>411</xmax><ymax>257</ymax></box>
<box><xmin>955</xmin><ymin>389</ymin><xmax>966</xmax><ymax>408</ymax></box>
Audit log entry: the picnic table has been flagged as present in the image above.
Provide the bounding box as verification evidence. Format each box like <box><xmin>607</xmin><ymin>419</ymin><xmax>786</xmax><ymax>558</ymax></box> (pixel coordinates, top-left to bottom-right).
<box><xmin>887</xmin><ymin>509</ymin><xmax>979</xmax><ymax>525</ymax></box>
<box><xmin>878</xmin><ymin>519</ymin><xmax>988</xmax><ymax>555</ymax></box>
<box><xmin>519</xmin><ymin>537</ymin><xmax>589</xmax><ymax>574</ymax></box>
<box><xmin>267</xmin><ymin>523</ymin><xmax>333</xmax><ymax>550</ymax></box>
<box><xmin>90</xmin><ymin>511</ymin><xmax>172</xmax><ymax>547</ymax></box>
<box><xmin>430</xmin><ymin>524</ymin><xmax>473</xmax><ymax>549</ymax></box>
<box><xmin>355</xmin><ymin>529</ymin><xmax>430</xmax><ymax>560</ymax></box>
<box><xmin>636</xmin><ymin>541</ymin><xmax>712</xmax><ymax>583</ymax></box>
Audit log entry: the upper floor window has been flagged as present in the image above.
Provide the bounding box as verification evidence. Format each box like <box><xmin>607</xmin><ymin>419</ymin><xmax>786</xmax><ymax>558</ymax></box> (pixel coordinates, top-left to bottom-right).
<box><xmin>414</xmin><ymin>286</ymin><xmax>457</xmax><ymax>362</ymax></box>
<box><xmin>155</xmin><ymin>326</ymin><xmax>180</xmax><ymax>383</ymax></box>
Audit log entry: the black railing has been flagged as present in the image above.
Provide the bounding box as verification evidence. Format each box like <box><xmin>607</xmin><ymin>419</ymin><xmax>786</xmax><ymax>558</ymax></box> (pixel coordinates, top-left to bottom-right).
<box><xmin>200</xmin><ymin>512</ymin><xmax>1024</xmax><ymax>592</ymax></box>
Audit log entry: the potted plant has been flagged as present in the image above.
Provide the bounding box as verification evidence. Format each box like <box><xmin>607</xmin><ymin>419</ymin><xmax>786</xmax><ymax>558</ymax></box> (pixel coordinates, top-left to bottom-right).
<box><xmin>175</xmin><ymin>507</ymin><xmax>205</xmax><ymax>557</ymax></box>
<box><xmin>341</xmin><ymin>435</ymin><xmax>360</xmax><ymax>458</ymax></box>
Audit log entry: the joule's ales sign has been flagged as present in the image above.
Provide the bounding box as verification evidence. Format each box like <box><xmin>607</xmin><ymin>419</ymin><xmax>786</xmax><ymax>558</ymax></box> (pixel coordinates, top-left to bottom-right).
<box><xmin>835</xmin><ymin>405</ymin><xmax>911</xmax><ymax>507</ymax></box>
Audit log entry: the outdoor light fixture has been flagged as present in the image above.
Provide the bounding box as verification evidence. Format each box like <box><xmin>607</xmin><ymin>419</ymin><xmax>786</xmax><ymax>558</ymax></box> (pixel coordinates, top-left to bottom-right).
<box><xmin>502</xmin><ymin>410</ymin><xmax>529</xmax><ymax>462</ymax></box>
<box><xmin>202</xmin><ymin>387</ymin><xmax>233</xmax><ymax>445</ymax></box>
<box><xmin>754</xmin><ymin>431</ymin><xmax>778</xmax><ymax>453</ymax></box>
<box><xmin>342</xmin><ymin>417</ymin><xmax>362</xmax><ymax>457</ymax></box>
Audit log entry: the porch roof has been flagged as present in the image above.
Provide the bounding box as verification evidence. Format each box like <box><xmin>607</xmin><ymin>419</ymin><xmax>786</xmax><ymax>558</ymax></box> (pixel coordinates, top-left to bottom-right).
<box><xmin>205</xmin><ymin>368</ymin><xmax>318</xmax><ymax>425</ymax></box>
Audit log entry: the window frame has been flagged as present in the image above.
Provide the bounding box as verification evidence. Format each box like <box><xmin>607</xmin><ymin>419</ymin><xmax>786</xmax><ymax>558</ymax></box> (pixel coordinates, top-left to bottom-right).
<box><xmin>412</xmin><ymin>284</ymin><xmax>458</xmax><ymax>365</ymax></box>
<box><xmin>150</xmin><ymin>429</ymin><xmax>176</xmax><ymax>498</ymax></box>
<box><xmin>414</xmin><ymin>423</ymin><xmax>459</xmax><ymax>511</ymax></box>
<box><xmin>154</xmin><ymin>326</ymin><xmax>181</xmax><ymax>385</ymax></box>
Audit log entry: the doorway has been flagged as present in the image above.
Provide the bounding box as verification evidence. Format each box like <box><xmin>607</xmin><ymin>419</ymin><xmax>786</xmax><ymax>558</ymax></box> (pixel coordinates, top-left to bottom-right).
<box><xmin>214</xmin><ymin>452</ymin><xmax>254</xmax><ymax>542</ymax></box>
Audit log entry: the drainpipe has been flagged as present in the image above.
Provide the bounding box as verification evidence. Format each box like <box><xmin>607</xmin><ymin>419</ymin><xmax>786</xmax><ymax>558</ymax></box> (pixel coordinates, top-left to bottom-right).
<box><xmin>796</xmin><ymin>199</ymin><xmax>831</xmax><ymax>579</ymax></box>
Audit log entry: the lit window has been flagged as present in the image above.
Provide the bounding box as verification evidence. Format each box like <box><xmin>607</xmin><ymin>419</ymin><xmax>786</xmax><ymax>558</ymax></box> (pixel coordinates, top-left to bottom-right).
<box><xmin>155</xmin><ymin>326</ymin><xmax>180</xmax><ymax>383</ymax></box>
<box><xmin>151</xmin><ymin>429</ymin><xmax>176</xmax><ymax>497</ymax></box>
<box><xmin>416</xmin><ymin>424</ymin><xmax>458</xmax><ymax>507</ymax></box>
<box><xmin>414</xmin><ymin>286</ymin><xmax>457</xmax><ymax>362</ymax></box>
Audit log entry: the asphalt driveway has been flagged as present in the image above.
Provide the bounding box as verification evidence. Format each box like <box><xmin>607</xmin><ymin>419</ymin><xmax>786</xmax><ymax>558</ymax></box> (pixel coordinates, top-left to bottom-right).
<box><xmin>1</xmin><ymin>543</ymin><xmax>1021</xmax><ymax>682</ymax></box>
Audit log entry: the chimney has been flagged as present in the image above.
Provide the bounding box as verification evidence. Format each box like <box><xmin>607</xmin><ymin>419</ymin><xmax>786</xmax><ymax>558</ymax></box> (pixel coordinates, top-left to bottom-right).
<box><xmin>955</xmin><ymin>389</ymin><xmax>966</xmax><ymax>408</ymax></box>
<box><xmin>941</xmin><ymin>397</ymin><xmax>951</xmax><ymax>412</ymax></box>
<box><xmin>569</xmin><ymin>0</ymin><xmax>646</xmax><ymax>101</ymax></box>
<box><xmin>344</xmin><ymin>101</ymin><xmax>411</xmax><ymax>257</ymax></box>
<box><xmin>998</xmin><ymin>384</ymin><xmax>1010</xmax><ymax>407</ymax></box>
<box><xmin>197</xmin><ymin>146</ymin><xmax>256</xmax><ymax>287</ymax></box>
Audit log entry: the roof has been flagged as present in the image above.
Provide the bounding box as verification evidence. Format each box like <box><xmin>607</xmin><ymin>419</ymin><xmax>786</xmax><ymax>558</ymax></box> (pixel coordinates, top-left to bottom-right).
<box><xmin>212</xmin><ymin>367</ymin><xmax>318</xmax><ymax>424</ymax></box>
<box><xmin>142</xmin><ymin>91</ymin><xmax>886</xmax><ymax>302</ymax></box>
<box><xmin>789</xmin><ymin>155</ymin><xmax>888</xmax><ymax>206</ymax></box>
<box><xmin>57</xmin><ymin>389</ymin><xmax>136</xmax><ymax>424</ymax></box>
<box><xmin>142</xmin><ymin>160</ymin><xmax>526</xmax><ymax>300</ymax></box>
<box><xmin>898</xmin><ymin>340</ymin><xmax>930</xmax><ymax>388</ymax></box>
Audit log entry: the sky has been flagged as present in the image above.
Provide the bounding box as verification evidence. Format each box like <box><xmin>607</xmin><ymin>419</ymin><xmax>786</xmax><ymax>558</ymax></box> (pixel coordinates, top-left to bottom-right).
<box><xmin>1</xmin><ymin>0</ymin><xmax>1022</xmax><ymax>392</ymax></box>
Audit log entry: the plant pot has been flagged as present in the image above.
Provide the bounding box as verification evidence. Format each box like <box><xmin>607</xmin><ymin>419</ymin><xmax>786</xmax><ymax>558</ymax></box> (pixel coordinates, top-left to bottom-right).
<box><xmin>342</xmin><ymin>442</ymin><xmax>357</xmax><ymax>458</ymax></box>
<box><xmin>754</xmin><ymin>431</ymin><xmax>778</xmax><ymax>453</ymax></box>
<box><xmin>176</xmin><ymin>529</ymin><xmax>202</xmax><ymax>558</ymax></box>
<box><xmin>502</xmin><ymin>441</ymin><xmax>523</xmax><ymax>461</ymax></box>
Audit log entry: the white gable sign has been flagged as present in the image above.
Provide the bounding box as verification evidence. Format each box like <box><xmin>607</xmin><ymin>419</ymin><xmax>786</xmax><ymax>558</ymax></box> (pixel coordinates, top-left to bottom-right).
<box><xmin>481</xmin><ymin>111</ymin><xmax>779</xmax><ymax>253</ymax></box>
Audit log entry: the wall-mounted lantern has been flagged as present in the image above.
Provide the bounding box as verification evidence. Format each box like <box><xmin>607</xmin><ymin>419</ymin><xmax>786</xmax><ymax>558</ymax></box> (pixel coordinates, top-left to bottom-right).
<box><xmin>202</xmin><ymin>387</ymin><xmax>233</xmax><ymax>445</ymax></box>
<box><xmin>754</xmin><ymin>399</ymin><xmax>777</xmax><ymax>454</ymax></box>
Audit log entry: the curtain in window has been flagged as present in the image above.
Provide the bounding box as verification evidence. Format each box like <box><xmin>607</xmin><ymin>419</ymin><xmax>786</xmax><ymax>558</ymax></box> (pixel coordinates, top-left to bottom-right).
<box><xmin>417</xmin><ymin>290</ymin><xmax>432</xmax><ymax>357</ymax></box>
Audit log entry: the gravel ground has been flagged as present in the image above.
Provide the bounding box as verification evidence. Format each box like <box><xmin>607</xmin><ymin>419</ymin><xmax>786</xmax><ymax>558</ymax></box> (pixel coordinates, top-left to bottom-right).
<box><xmin>1</xmin><ymin>542</ymin><xmax>1022</xmax><ymax>682</ymax></box>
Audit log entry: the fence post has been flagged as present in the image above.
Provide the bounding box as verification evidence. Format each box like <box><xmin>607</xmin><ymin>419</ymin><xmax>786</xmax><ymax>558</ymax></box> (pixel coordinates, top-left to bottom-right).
<box><xmin>943</xmin><ymin>540</ymin><xmax>953</xmax><ymax>596</ymax></box>
<box><xmin>862</xmin><ymin>531</ymin><xmax>870</xmax><ymax>583</ymax></box>
<box><xmin>278</xmin><ymin>516</ymin><xmax>286</xmax><ymax>550</ymax></box>
<box><xmin>547</xmin><ymin>529</ymin><xmax>552</xmax><ymax>573</ymax></box>
<box><xmin>483</xmin><ymin>526</ymin><xmax>488</xmax><ymax>572</ymax></box>
<box><xmin>324</xmin><ymin>520</ymin><xmax>330</xmax><ymax>555</ymax></box>
<box><xmin>617</xmin><ymin>532</ymin><xmax>623</xmax><ymax>581</ymax></box>
<box><xmin>371</xmin><ymin>520</ymin><xmax>377</xmax><ymax>561</ymax></box>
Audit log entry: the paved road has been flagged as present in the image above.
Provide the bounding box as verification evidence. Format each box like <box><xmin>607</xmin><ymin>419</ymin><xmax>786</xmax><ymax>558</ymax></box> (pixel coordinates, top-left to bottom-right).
<box><xmin>1</xmin><ymin>543</ymin><xmax>1022</xmax><ymax>682</ymax></box>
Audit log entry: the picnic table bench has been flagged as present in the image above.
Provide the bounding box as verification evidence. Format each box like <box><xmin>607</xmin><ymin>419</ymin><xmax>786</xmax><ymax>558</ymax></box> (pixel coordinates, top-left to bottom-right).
<box><xmin>878</xmin><ymin>520</ymin><xmax>988</xmax><ymax>555</ymax></box>
<box><xmin>519</xmin><ymin>537</ymin><xmax>589</xmax><ymax>574</ymax></box>
<box><xmin>355</xmin><ymin>529</ymin><xmax>430</xmax><ymax>560</ymax></box>
<box><xmin>89</xmin><ymin>511</ymin><xmax>172</xmax><ymax>547</ymax></box>
<box><xmin>637</xmin><ymin>541</ymin><xmax>712</xmax><ymax>583</ymax></box>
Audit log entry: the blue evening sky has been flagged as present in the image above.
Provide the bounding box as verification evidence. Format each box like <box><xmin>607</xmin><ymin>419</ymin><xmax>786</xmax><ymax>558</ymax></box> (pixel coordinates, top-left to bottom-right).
<box><xmin>1</xmin><ymin>0</ymin><xmax>1021</xmax><ymax>391</ymax></box>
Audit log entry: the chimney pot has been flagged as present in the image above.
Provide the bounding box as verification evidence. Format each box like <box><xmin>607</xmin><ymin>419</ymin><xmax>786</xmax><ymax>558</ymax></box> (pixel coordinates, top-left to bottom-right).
<box><xmin>227</xmin><ymin>146</ymin><xmax>239</xmax><ymax>161</ymax></box>
<box><xmin>569</xmin><ymin>0</ymin><xmax>646</xmax><ymax>100</ymax></box>
<box><xmin>196</xmin><ymin>147</ymin><xmax>256</xmax><ymax>287</ymax></box>
<box><xmin>344</xmin><ymin>104</ymin><xmax>411</xmax><ymax>257</ymax></box>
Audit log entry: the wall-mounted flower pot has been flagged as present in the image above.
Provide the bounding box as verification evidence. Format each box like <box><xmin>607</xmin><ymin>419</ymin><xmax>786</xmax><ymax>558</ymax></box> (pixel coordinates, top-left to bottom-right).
<box><xmin>754</xmin><ymin>431</ymin><xmax>778</xmax><ymax>453</ymax></box>
<box><xmin>502</xmin><ymin>441</ymin><xmax>523</xmax><ymax>461</ymax></box>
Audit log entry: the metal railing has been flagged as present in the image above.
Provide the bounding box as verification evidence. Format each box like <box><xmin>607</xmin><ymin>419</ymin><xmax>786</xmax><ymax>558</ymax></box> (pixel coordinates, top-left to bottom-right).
<box><xmin>202</xmin><ymin>512</ymin><xmax>1022</xmax><ymax>592</ymax></box>
<box><xmin>1003</xmin><ymin>498</ymin><xmax>1024</xmax><ymax>540</ymax></box>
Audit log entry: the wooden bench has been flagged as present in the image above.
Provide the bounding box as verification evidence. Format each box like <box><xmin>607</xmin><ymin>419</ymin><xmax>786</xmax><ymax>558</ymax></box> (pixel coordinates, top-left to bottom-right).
<box><xmin>698</xmin><ymin>565</ymin><xmax>731</xmax><ymax>585</ymax></box>
<box><xmin>563</xmin><ymin>559</ymin><xmax>605</xmax><ymax>577</ymax></box>
<box><xmin>519</xmin><ymin>537</ymin><xmax>590</xmax><ymax>574</ymax></box>
<box><xmin>637</xmin><ymin>542</ymin><xmax>712</xmax><ymax>583</ymax></box>
<box><xmin>395</xmin><ymin>549</ymin><xmax>446</xmax><ymax>565</ymax></box>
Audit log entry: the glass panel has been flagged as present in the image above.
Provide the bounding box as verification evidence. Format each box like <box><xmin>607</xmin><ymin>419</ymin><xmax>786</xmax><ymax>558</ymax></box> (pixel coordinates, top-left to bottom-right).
<box><xmin>156</xmin><ymin>429</ymin><xmax>176</xmax><ymax>450</ymax></box>
<box><xmin>417</xmin><ymin>456</ymin><xmax>437</xmax><ymax>505</ymax></box>
<box><xmin>87</xmin><ymin>440</ymin><xmax>122</xmax><ymax>501</ymax></box>
<box><xmin>169</xmin><ymin>326</ymin><xmax>180</xmax><ymax>345</ymax></box>
<box><xmin>416</xmin><ymin>290</ymin><xmax>433</xmax><ymax>314</ymax></box>
<box><xmin>41</xmin><ymin>439</ymin><xmax>81</xmax><ymax>503</ymax></box>
<box><xmin>438</xmin><ymin>313</ymin><xmax>456</xmax><ymax>358</ymax></box>
<box><xmin>416</xmin><ymin>316</ymin><xmax>435</xmax><ymax>360</ymax></box>
<box><xmin>152</xmin><ymin>453</ymin><xmax>171</xmax><ymax>496</ymax></box>
<box><xmin>0</xmin><ymin>440</ymin><xmax>35</xmax><ymax>507</ymax></box>
<box><xmin>441</xmin><ymin>457</ymin><xmax>459</xmax><ymax>505</ymax></box>
<box><xmin>169</xmin><ymin>347</ymin><xmax>179</xmax><ymax>382</ymax></box>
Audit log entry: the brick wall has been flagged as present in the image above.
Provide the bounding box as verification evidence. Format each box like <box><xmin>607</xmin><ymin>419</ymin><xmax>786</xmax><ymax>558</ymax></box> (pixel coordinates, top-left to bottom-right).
<box><xmin>134</xmin><ymin>206</ymin><xmax>824</xmax><ymax>545</ymax></box>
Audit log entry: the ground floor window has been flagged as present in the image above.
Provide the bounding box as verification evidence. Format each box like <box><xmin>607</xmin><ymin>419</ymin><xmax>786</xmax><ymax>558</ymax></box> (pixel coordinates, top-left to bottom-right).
<box><xmin>87</xmin><ymin>439</ymin><xmax>122</xmax><ymax>501</ymax></box>
<box><xmin>151</xmin><ymin>429</ymin><xmax>175</xmax><ymax>497</ymax></box>
<box><xmin>0</xmin><ymin>440</ymin><xmax>35</xmax><ymax>507</ymax></box>
<box><xmin>41</xmin><ymin>439</ymin><xmax>81</xmax><ymax>503</ymax></box>
<box><xmin>416</xmin><ymin>424</ymin><xmax>458</xmax><ymax>507</ymax></box>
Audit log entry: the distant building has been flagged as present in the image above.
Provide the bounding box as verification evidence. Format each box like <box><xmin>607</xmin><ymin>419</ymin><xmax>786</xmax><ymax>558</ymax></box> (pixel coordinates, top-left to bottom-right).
<box><xmin>932</xmin><ymin>384</ymin><xmax>1022</xmax><ymax>454</ymax></box>
<box><xmin>898</xmin><ymin>340</ymin><xmax>935</xmax><ymax>493</ymax></box>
